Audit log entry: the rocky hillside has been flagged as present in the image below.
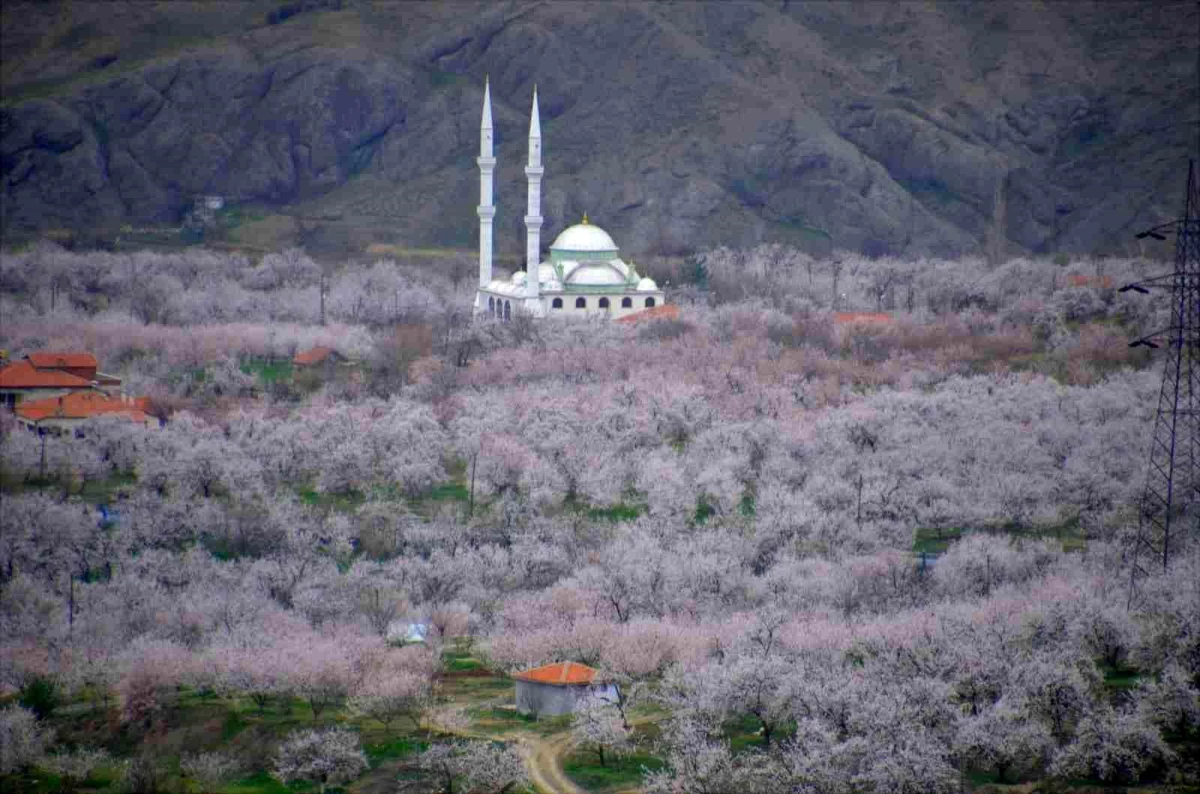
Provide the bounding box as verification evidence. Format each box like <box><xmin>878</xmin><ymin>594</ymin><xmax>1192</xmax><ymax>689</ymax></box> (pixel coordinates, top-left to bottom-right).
<box><xmin>2</xmin><ymin>0</ymin><xmax>1196</xmax><ymax>258</ymax></box>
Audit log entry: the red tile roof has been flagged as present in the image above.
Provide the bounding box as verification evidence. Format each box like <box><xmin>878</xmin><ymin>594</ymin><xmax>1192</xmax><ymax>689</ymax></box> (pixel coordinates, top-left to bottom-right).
<box><xmin>0</xmin><ymin>360</ymin><xmax>93</xmax><ymax>389</ymax></box>
<box><xmin>16</xmin><ymin>392</ymin><xmax>150</xmax><ymax>423</ymax></box>
<box><xmin>616</xmin><ymin>304</ymin><xmax>681</xmax><ymax>325</ymax></box>
<box><xmin>1066</xmin><ymin>274</ymin><xmax>1114</xmax><ymax>289</ymax></box>
<box><xmin>293</xmin><ymin>347</ymin><xmax>339</xmax><ymax>366</ymax></box>
<box><xmin>26</xmin><ymin>352</ymin><xmax>98</xmax><ymax>370</ymax></box>
<box><xmin>833</xmin><ymin>311</ymin><xmax>893</xmax><ymax>325</ymax></box>
<box><xmin>511</xmin><ymin>661</ymin><xmax>599</xmax><ymax>686</ymax></box>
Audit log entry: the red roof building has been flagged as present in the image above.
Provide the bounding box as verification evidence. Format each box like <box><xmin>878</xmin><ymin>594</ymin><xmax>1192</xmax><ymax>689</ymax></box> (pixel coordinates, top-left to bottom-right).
<box><xmin>0</xmin><ymin>359</ymin><xmax>93</xmax><ymax>390</ymax></box>
<box><xmin>615</xmin><ymin>304</ymin><xmax>682</xmax><ymax>325</ymax></box>
<box><xmin>1</xmin><ymin>351</ymin><xmax>123</xmax><ymax>410</ymax></box>
<box><xmin>25</xmin><ymin>352</ymin><xmax>98</xmax><ymax>380</ymax></box>
<box><xmin>833</xmin><ymin>311</ymin><xmax>893</xmax><ymax>325</ymax></box>
<box><xmin>293</xmin><ymin>347</ymin><xmax>343</xmax><ymax>367</ymax></box>
<box><xmin>1066</xmin><ymin>274</ymin><xmax>1114</xmax><ymax>289</ymax></box>
<box><xmin>511</xmin><ymin>661</ymin><xmax>617</xmax><ymax>716</ymax></box>
<box><xmin>512</xmin><ymin>661</ymin><xmax>599</xmax><ymax>686</ymax></box>
<box><xmin>15</xmin><ymin>392</ymin><xmax>153</xmax><ymax>431</ymax></box>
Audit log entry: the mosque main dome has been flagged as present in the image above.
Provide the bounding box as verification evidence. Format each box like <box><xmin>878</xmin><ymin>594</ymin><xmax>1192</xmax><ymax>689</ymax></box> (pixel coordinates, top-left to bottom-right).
<box><xmin>550</xmin><ymin>218</ymin><xmax>618</xmax><ymax>253</ymax></box>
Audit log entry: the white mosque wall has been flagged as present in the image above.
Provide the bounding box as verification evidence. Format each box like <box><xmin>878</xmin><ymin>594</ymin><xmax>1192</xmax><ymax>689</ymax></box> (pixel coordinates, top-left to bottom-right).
<box><xmin>479</xmin><ymin>290</ymin><xmax>664</xmax><ymax>321</ymax></box>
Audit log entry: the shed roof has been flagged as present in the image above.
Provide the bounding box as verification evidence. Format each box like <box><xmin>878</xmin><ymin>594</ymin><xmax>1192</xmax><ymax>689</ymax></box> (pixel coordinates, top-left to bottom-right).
<box><xmin>293</xmin><ymin>347</ymin><xmax>340</xmax><ymax>366</ymax></box>
<box><xmin>0</xmin><ymin>360</ymin><xmax>94</xmax><ymax>389</ymax></box>
<box><xmin>512</xmin><ymin>661</ymin><xmax>599</xmax><ymax>686</ymax></box>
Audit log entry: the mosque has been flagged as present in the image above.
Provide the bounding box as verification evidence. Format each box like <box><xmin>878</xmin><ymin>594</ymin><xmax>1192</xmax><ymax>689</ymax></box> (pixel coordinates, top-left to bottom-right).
<box><xmin>474</xmin><ymin>80</ymin><xmax>664</xmax><ymax>320</ymax></box>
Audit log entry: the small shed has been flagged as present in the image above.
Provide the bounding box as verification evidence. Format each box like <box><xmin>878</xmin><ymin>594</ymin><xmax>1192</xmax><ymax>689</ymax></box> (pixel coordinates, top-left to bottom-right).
<box><xmin>293</xmin><ymin>347</ymin><xmax>344</xmax><ymax>367</ymax></box>
<box><xmin>512</xmin><ymin>662</ymin><xmax>618</xmax><ymax>717</ymax></box>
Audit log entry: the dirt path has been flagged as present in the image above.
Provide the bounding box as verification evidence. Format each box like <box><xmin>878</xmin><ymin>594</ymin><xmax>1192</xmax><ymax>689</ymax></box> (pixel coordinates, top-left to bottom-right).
<box><xmin>523</xmin><ymin>732</ymin><xmax>587</xmax><ymax>794</ymax></box>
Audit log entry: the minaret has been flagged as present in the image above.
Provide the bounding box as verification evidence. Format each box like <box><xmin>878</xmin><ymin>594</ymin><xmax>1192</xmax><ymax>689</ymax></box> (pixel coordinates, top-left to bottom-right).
<box><xmin>476</xmin><ymin>78</ymin><xmax>495</xmax><ymax>312</ymax></box>
<box><xmin>523</xmin><ymin>86</ymin><xmax>544</xmax><ymax>315</ymax></box>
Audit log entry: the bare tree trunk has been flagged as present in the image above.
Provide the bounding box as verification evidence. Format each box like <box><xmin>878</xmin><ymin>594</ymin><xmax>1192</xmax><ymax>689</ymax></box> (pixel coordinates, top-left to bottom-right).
<box><xmin>855</xmin><ymin>472</ymin><xmax>864</xmax><ymax>530</ymax></box>
<box><xmin>468</xmin><ymin>451</ymin><xmax>478</xmax><ymax>518</ymax></box>
<box><xmin>319</xmin><ymin>273</ymin><xmax>327</xmax><ymax>326</ymax></box>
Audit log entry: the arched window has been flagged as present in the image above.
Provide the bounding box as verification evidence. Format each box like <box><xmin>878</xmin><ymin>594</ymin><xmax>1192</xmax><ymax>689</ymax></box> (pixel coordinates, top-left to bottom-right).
<box><xmin>488</xmin><ymin>296</ymin><xmax>495</xmax><ymax>316</ymax></box>
<box><xmin>645</xmin><ymin>297</ymin><xmax>656</xmax><ymax>308</ymax></box>
<box><xmin>621</xmin><ymin>297</ymin><xmax>632</xmax><ymax>308</ymax></box>
<box><xmin>504</xmin><ymin>301</ymin><xmax>511</xmax><ymax>322</ymax></box>
<box><xmin>552</xmin><ymin>298</ymin><xmax>563</xmax><ymax>309</ymax></box>
<box><xmin>598</xmin><ymin>297</ymin><xmax>610</xmax><ymax>309</ymax></box>
<box><xmin>576</xmin><ymin>297</ymin><xmax>587</xmax><ymax>309</ymax></box>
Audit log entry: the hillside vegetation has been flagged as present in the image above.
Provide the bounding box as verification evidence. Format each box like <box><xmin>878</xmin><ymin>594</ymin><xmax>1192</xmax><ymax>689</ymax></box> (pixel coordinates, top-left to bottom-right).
<box><xmin>1</xmin><ymin>242</ymin><xmax>1198</xmax><ymax>791</ymax></box>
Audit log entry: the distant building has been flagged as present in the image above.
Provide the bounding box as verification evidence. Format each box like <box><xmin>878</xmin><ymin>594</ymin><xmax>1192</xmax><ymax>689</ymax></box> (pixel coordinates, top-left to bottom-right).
<box><xmin>0</xmin><ymin>352</ymin><xmax>123</xmax><ymax>409</ymax></box>
<box><xmin>24</xmin><ymin>352</ymin><xmax>98</xmax><ymax>381</ymax></box>
<box><xmin>512</xmin><ymin>661</ymin><xmax>618</xmax><ymax>717</ymax></box>
<box><xmin>832</xmin><ymin>312</ymin><xmax>893</xmax><ymax>326</ymax></box>
<box><xmin>615</xmin><ymin>303</ymin><xmax>682</xmax><ymax>326</ymax></box>
<box><xmin>1065</xmin><ymin>274</ymin><xmax>1114</xmax><ymax>289</ymax></box>
<box><xmin>292</xmin><ymin>347</ymin><xmax>345</xmax><ymax>367</ymax></box>
<box><xmin>15</xmin><ymin>392</ymin><xmax>155</xmax><ymax>434</ymax></box>
<box><xmin>473</xmin><ymin>80</ymin><xmax>664</xmax><ymax>320</ymax></box>
<box><xmin>1</xmin><ymin>357</ymin><xmax>95</xmax><ymax>409</ymax></box>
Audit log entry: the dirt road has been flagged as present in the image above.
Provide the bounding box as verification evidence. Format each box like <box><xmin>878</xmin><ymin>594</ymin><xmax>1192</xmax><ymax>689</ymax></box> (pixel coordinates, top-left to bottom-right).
<box><xmin>523</xmin><ymin>732</ymin><xmax>587</xmax><ymax>794</ymax></box>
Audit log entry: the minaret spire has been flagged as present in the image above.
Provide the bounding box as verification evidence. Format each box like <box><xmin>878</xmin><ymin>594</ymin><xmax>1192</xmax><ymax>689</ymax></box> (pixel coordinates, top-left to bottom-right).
<box><xmin>476</xmin><ymin>77</ymin><xmax>496</xmax><ymax>311</ymax></box>
<box><xmin>523</xmin><ymin>85</ymin><xmax>544</xmax><ymax>315</ymax></box>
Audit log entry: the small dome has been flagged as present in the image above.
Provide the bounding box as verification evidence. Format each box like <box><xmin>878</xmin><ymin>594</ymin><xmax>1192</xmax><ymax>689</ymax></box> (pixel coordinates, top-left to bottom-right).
<box><xmin>569</xmin><ymin>265</ymin><xmax>626</xmax><ymax>286</ymax></box>
<box><xmin>551</xmin><ymin>221</ymin><xmax>618</xmax><ymax>253</ymax></box>
<box><xmin>537</xmin><ymin>263</ymin><xmax>560</xmax><ymax>288</ymax></box>
<box><xmin>512</xmin><ymin>271</ymin><xmax>527</xmax><ymax>285</ymax></box>
<box><xmin>637</xmin><ymin>277</ymin><xmax>658</xmax><ymax>291</ymax></box>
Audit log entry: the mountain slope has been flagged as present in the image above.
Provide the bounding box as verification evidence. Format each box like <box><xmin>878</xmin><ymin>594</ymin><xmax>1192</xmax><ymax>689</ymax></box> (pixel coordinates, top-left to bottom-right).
<box><xmin>2</xmin><ymin>0</ymin><xmax>1196</xmax><ymax>258</ymax></box>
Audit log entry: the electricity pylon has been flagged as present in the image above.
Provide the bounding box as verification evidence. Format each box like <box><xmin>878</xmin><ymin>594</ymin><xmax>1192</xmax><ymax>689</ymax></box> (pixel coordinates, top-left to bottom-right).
<box><xmin>1123</xmin><ymin>158</ymin><xmax>1200</xmax><ymax>608</ymax></box>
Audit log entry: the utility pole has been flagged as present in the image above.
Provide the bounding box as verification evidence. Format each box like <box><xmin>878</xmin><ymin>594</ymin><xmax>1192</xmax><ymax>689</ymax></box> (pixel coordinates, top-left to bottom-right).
<box><xmin>1123</xmin><ymin>159</ymin><xmax>1200</xmax><ymax>608</ymax></box>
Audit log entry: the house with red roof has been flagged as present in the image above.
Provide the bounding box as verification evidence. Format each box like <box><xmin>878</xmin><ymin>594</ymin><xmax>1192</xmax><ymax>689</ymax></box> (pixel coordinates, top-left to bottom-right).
<box><xmin>615</xmin><ymin>303</ymin><xmax>682</xmax><ymax>325</ymax></box>
<box><xmin>293</xmin><ymin>346</ymin><xmax>346</xmax><ymax>367</ymax></box>
<box><xmin>24</xmin><ymin>352</ymin><xmax>98</xmax><ymax>380</ymax></box>
<box><xmin>0</xmin><ymin>358</ymin><xmax>96</xmax><ymax>410</ymax></box>
<box><xmin>511</xmin><ymin>661</ymin><xmax>618</xmax><ymax>717</ymax></box>
<box><xmin>0</xmin><ymin>352</ymin><xmax>123</xmax><ymax>410</ymax></box>
<box><xmin>15</xmin><ymin>392</ymin><xmax>155</xmax><ymax>434</ymax></box>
